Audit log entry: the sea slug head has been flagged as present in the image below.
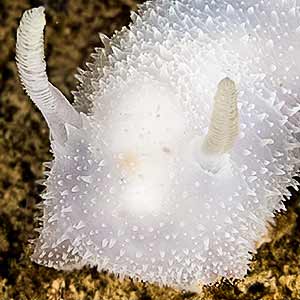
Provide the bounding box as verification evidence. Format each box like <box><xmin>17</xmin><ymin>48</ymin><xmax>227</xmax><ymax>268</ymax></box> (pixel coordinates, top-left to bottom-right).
<box><xmin>15</xmin><ymin>2</ymin><xmax>300</xmax><ymax>291</ymax></box>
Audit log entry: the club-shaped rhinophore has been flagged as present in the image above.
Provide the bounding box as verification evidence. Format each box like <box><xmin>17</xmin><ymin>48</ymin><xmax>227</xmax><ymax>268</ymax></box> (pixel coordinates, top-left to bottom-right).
<box><xmin>16</xmin><ymin>7</ymin><xmax>82</xmax><ymax>144</ymax></box>
<box><xmin>195</xmin><ymin>77</ymin><xmax>239</xmax><ymax>174</ymax></box>
<box><xmin>202</xmin><ymin>77</ymin><xmax>239</xmax><ymax>155</ymax></box>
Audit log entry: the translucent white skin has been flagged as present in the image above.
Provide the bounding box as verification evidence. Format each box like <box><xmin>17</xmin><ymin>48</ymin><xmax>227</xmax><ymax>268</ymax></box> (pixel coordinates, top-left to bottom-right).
<box><xmin>16</xmin><ymin>0</ymin><xmax>300</xmax><ymax>290</ymax></box>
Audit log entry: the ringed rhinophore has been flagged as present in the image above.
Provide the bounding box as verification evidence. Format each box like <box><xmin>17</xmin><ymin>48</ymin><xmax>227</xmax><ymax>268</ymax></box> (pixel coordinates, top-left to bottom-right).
<box><xmin>16</xmin><ymin>0</ymin><xmax>300</xmax><ymax>290</ymax></box>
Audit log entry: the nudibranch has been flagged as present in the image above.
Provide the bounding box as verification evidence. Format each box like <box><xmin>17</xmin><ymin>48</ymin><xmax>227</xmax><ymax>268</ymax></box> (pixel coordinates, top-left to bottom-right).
<box><xmin>16</xmin><ymin>0</ymin><xmax>300</xmax><ymax>290</ymax></box>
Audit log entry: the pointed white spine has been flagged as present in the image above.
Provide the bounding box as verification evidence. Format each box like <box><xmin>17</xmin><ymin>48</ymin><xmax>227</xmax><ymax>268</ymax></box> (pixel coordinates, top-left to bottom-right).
<box><xmin>202</xmin><ymin>77</ymin><xmax>239</xmax><ymax>155</ymax></box>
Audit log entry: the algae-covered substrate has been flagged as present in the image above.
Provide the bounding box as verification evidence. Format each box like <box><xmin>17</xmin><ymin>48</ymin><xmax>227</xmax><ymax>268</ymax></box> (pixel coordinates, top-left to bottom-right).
<box><xmin>1</xmin><ymin>0</ymin><xmax>300</xmax><ymax>299</ymax></box>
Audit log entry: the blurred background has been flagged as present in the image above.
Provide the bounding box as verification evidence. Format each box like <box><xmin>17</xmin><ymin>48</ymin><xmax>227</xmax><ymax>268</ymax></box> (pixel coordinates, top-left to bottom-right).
<box><xmin>0</xmin><ymin>0</ymin><xmax>300</xmax><ymax>299</ymax></box>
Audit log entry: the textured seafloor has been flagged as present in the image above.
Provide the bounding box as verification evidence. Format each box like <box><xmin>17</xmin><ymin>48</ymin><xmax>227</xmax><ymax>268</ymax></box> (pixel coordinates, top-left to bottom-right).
<box><xmin>1</xmin><ymin>0</ymin><xmax>300</xmax><ymax>299</ymax></box>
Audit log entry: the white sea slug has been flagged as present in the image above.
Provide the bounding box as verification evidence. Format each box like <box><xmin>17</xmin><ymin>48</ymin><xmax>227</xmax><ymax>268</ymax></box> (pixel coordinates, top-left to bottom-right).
<box><xmin>16</xmin><ymin>0</ymin><xmax>300</xmax><ymax>291</ymax></box>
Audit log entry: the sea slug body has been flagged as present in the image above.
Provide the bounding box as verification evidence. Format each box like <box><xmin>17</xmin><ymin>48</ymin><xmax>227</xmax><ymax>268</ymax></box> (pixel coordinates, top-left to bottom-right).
<box><xmin>16</xmin><ymin>0</ymin><xmax>300</xmax><ymax>290</ymax></box>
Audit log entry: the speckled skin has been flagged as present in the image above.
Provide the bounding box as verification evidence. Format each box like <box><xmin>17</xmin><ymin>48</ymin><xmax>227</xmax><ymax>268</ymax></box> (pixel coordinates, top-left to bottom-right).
<box><xmin>14</xmin><ymin>1</ymin><xmax>299</xmax><ymax>287</ymax></box>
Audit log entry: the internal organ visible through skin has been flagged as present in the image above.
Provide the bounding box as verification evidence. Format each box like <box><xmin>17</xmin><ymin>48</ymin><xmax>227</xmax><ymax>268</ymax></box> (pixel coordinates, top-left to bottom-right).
<box><xmin>106</xmin><ymin>81</ymin><xmax>186</xmax><ymax>215</ymax></box>
<box><xmin>118</xmin><ymin>151</ymin><xmax>140</xmax><ymax>174</ymax></box>
<box><xmin>118</xmin><ymin>146</ymin><xmax>172</xmax><ymax>173</ymax></box>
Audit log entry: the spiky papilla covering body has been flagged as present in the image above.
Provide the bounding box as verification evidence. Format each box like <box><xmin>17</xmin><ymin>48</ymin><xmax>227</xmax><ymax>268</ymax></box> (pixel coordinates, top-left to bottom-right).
<box><xmin>19</xmin><ymin>0</ymin><xmax>300</xmax><ymax>290</ymax></box>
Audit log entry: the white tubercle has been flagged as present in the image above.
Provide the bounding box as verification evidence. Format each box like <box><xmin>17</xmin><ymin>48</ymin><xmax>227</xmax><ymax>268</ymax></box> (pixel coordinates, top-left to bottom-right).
<box><xmin>196</xmin><ymin>77</ymin><xmax>239</xmax><ymax>174</ymax></box>
<box><xmin>16</xmin><ymin>7</ymin><xmax>81</xmax><ymax>143</ymax></box>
